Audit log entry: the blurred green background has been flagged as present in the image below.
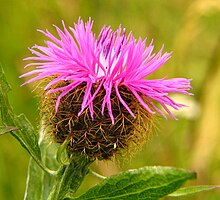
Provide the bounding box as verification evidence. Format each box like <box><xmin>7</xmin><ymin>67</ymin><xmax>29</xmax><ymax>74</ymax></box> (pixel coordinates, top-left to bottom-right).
<box><xmin>0</xmin><ymin>0</ymin><xmax>220</xmax><ymax>199</ymax></box>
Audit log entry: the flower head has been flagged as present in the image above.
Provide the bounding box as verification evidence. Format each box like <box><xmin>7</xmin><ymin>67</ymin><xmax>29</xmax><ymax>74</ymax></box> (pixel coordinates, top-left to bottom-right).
<box><xmin>21</xmin><ymin>18</ymin><xmax>191</xmax><ymax>160</ymax></box>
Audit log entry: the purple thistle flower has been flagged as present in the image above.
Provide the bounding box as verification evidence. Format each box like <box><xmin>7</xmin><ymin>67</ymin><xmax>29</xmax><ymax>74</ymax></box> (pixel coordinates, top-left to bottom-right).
<box><xmin>20</xmin><ymin>18</ymin><xmax>192</xmax><ymax>124</ymax></box>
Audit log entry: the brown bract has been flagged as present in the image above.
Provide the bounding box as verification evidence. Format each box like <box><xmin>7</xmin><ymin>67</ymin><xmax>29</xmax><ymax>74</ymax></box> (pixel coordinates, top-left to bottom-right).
<box><xmin>41</xmin><ymin>81</ymin><xmax>154</xmax><ymax>160</ymax></box>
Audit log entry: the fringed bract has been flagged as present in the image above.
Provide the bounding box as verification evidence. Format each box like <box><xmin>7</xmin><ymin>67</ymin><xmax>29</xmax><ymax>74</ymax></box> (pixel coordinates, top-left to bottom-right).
<box><xmin>41</xmin><ymin>81</ymin><xmax>153</xmax><ymax>160</ymax></box>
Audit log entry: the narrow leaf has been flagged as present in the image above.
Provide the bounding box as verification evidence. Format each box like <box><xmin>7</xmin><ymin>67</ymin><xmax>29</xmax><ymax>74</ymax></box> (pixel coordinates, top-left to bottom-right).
<box><xmin>68</xmin><ymin>166</ymin><xmax>196</xmax><ymax>200</ymax></box>
<box><xmin>24</xmin><ymin>158</ymin><xmax>43</xmax><ymax>200</ymax></box>
<box><xmin>0</xmin><ymin>66</ymin><xmax>40</xmax><ymax>157</ymax></box>
<box><xmin>48</xmin><ymin>154</ymin><xmax>92</xmax><ymax>200</ymax></box>
<box><xmin>24</xmin><ymin>125</ymin><xmax>60</xmax><ymax>200</ymax></box>
<box><xmin>0</xmin><ymin>126</ymin><xmax>18</xmax><ymax>135</ymax></box>
<box><xmin>168</xmin><ymin>185</ymin><xmax>220</xmax><ymax>197</ymax></box>
<box><xmin>40</xmin><ymin>139</ymin><xmax>60</xmax><ymax>199</ymax></box>
<box><xmin>0</xmin><ymin>65</ymin><xmax>52</xmax><ymax>174</ymax></box>
<box><xmin>24</xmin><ymin>145</ymin><xmax>59</xmax><ymax>200</ymax></box>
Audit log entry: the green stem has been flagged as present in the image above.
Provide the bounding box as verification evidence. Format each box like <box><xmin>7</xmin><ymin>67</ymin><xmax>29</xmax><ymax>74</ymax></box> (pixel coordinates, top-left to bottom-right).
<box><xmin>48</xmin><ymin>153</ymin><xmax>93</xmax><ymax>200</ymax></box>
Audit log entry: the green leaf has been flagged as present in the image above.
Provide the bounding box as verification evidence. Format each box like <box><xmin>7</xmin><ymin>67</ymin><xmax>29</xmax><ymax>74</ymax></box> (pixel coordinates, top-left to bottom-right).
<box><xmin>0</xmin><ymin>66</ymin><xmax>39</xmax><ymax>157</ymax></box>
<box><xmin>40</xmin><ymin>139</ymin><xmax>60</xmax><ymax>199</ymax></box>
<box><xmin>168</xmin><ymin>185</ymin><xmax>220</xmax><ymax>197</ymax></box>
<box><xmin>0</xmin><ymin>67</ymin><xmax>62</xmax><ymax>200</ymax></box>
<box><xmin>68</xmin><ymin>166</ymin><xmax>196</xmax><ymax>200</ymax></box>
<box><xmin>24</xmin><ymin>158</ymin><xmax>43</xmax><ymax>200</ymax></box>
<box><xmin>24</xmin><ymin>145</ymin><xmax>58</xmax><ymax>200</ymax></box>
<box><xmin>0</xmin><ymin>65</ymin><xmax>53</xmax><ymax>174</ymax></box>
<box><xmin>24</xmin><ymin>126</ymin><xmax>60</xmax><ymax>200</ymax></box>
<box><xmin>0</xmin><ymin>126</ymin><xmax>18</xmax><ymax>135</ymax></box>
<box><xmin>48</xmin><ymin>153</ymin><xmax>92</xmax><ymax>200</ymax></box>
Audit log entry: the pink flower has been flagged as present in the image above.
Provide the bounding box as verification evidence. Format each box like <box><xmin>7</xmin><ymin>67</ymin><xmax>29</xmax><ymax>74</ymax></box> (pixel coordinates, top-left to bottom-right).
<box><xmin>21</xmin><ymin>18</ymin><xmax>192</xmax><ymax>124</ymax></box>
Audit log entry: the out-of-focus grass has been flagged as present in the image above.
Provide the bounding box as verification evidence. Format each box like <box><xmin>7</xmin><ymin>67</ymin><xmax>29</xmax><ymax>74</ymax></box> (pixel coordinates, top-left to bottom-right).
<box><xmin>0</xmin><ymin>0</ymin><xmax>220</xmax><ymax>199</ymax></box>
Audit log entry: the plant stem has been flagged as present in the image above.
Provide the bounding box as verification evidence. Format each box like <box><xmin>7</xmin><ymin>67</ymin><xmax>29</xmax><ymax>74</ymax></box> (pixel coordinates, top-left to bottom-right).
<box><xmin>47</xmin><ymin>153</ymin><xmax>93</xmax><ymax>200</ymax></box>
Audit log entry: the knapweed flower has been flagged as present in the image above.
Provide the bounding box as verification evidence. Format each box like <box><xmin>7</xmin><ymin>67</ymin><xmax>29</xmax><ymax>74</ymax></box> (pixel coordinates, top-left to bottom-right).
<box><xmin>20</xmin><ymin>18</ymin><xmax>191</xmax><ymax>160</ymax></box>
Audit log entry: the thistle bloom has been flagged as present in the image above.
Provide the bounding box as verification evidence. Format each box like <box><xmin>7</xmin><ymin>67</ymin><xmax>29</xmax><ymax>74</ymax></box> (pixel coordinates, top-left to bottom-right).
<box><xmin>21</xmin><ymin>18</ymin><xmax>191</xmax><ymax>159</ymax></box>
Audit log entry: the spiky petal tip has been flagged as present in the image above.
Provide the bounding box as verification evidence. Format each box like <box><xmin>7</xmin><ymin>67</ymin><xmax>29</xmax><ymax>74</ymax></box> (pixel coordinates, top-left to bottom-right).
<box><xmin>21</xmin><ymin>18</ymin><xmax>191</xmax><ymax>123</ymax></box>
